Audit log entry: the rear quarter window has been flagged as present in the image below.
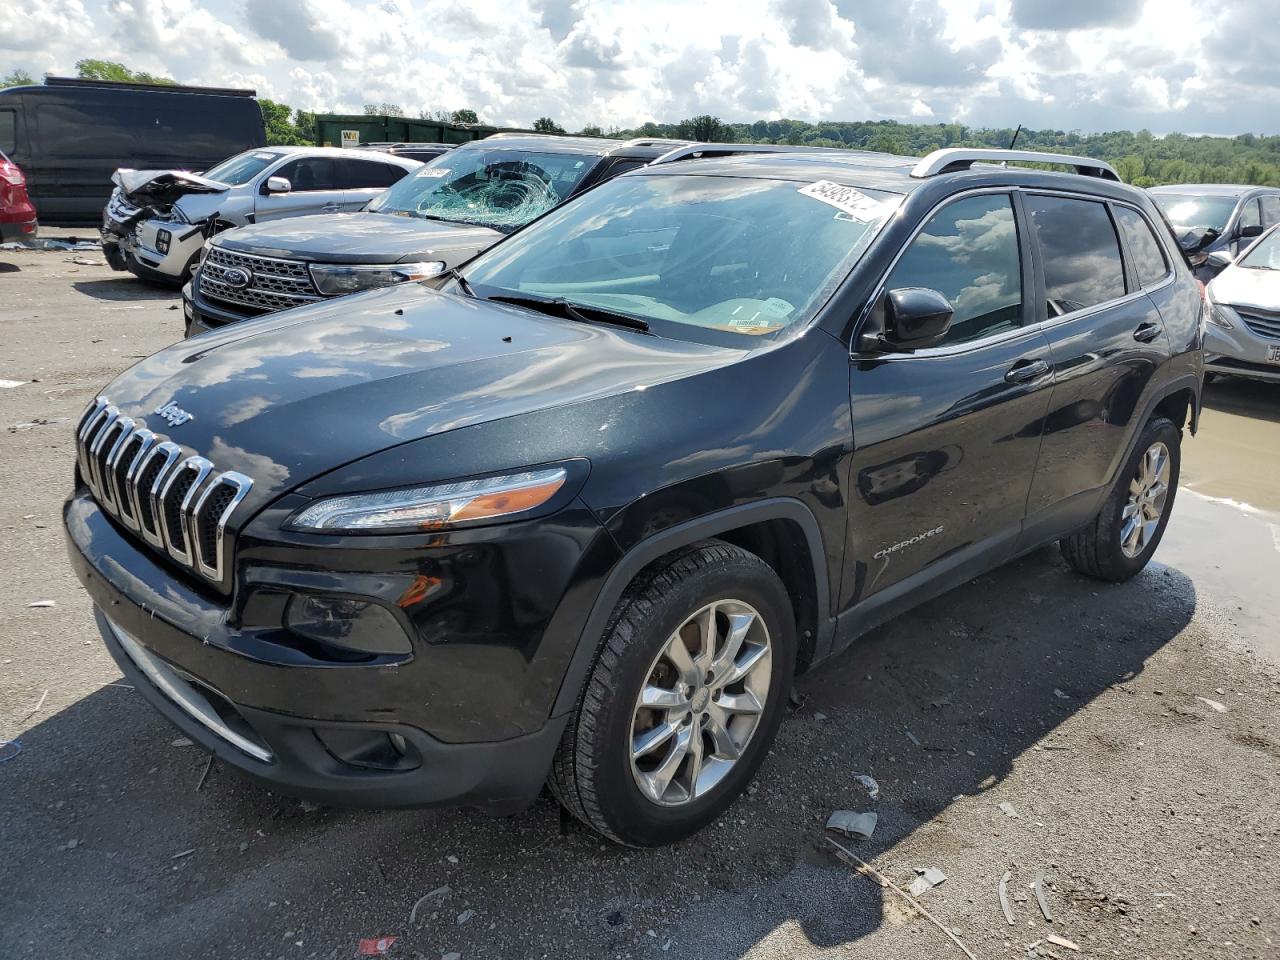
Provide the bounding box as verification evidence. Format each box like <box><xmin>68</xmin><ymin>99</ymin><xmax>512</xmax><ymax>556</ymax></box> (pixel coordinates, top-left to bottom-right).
<box><xmin>1113</xmin><ymin>206</ymin><xmax>1169</xmax><ymax>287</ymax></box>
<box><xmin>0</xmin><ymin>109</ymin><xmax>15</xmax><ymax>155</ymax></box>
<box><xmin>340</xmin><ymin>158</ymin><xmax>409</xmax><ymax>189</ymax></box>
<box><xmin>1026</xmin><ymin>195</ymin><xmax>1126</xmax><ymax>317</ymax></box>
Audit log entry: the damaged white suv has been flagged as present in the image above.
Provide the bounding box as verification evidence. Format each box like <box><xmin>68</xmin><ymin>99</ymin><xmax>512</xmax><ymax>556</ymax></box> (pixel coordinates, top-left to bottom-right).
<box><xmin>100</xmin><ymin>146</ymin><xmax>420</xmax><ymax>287</ymax></box>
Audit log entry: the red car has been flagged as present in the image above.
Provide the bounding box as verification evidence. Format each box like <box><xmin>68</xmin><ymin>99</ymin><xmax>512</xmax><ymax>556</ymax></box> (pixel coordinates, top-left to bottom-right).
<box><xmin>0</xmin><ymin>149</ymin><xmax>37</xmax><ymax>242</ymax></box>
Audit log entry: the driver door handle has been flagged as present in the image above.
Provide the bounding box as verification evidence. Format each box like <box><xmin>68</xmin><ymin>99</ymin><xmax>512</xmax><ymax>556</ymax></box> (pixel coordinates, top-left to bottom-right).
<box><xmin>1005</xmin><ymin>358</ymin><xmax>1050</xmax><ymax>383</ymax></box>
<box><xmin>1133</xmin><ymin>322</ymin><xmax>1161</xmax><ymax>343</ymax></box>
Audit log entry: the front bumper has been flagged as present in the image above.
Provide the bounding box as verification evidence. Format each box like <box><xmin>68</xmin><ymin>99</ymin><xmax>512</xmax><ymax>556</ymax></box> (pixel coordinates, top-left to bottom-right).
<box><xmin>183</xmin><ymin>269</ymin><xmax>262</xmax><ymax>336</ymax></box>
<box><xmin>64</xmin><ymin>486</ymin><xmax>608</xmax><ymax>809</ymax></box>
<box><xmin>1204</xmin><ymin>320</ymin><xmax>1280</xmax><ymax>382</ymax></box>
<box><xmin>102</xmin><ymin>218</ymin><xmax>201</xmax><ymax>284</ymax></box>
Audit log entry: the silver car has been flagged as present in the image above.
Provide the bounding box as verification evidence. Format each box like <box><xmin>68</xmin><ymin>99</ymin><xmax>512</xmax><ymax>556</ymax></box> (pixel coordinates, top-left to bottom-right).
<box><xmin>1204</xmin><ymin>224</ymin><xmax>1280</xmax><ymax>383</ymax></box>
<box><xmin>100</xmin><ymin>146</ymin><xmax>420</xmax><ymax>286</ymax></box>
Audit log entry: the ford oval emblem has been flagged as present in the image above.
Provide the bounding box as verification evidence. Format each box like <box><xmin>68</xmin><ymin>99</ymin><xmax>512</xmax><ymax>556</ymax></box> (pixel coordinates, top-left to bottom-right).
<box><xmin>221</xmin><ymin>267</ymin><xmax>253</xmax><ymax>290</ymax></box>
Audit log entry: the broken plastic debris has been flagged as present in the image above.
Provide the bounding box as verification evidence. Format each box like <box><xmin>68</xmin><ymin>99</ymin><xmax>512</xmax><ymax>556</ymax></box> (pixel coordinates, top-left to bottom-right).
<box><xmin>904</xmin><ymin>728</ymin><xmax>922</xmax><ymax>747</ymax></box>
<box><xmin>171</xmin><ymin>737</ymin><xmax>193</xmax><ymax>748</ymax></box>
<box><xmin>0</xmin><ymin>379</ymin><xmax>25</xmax><ymax>389</ymax></box>
<box><xmin>27</xmin><ymin>600</ymin><xmax>56</xmax><ymax>608</ymax></box>
<box><xmin>357</xmin><ymin>936</ymin><xmax>398</xmax><ymax>955</ymax></box>
<box><xmin>171</xmin><ymin>848</ymin><xmax>195</xmax><ymax>860</ymax></box>
<box><xmin>854</xmin><ymin>773</ymin><xmax>880</xmax><ymax>800</ymax></box>
<box><xmin>999</xmin><ymin>870</ymin><xmax>1016</xmax><ymax>925</ymax></box>
<box><xmin>456</xmin><ymin>909</ymin><xmax>475</xmax><ymax>926</ymax></box>
<box><xmin>1046</xmin><ymin>933</ymin><xmax>1080</xmax><ymax>951</ymax></box>
<box><xmin>1033</xmin><ymin>871</ymin><xmax>1054</xmax><ymax>922</ymax></box>
<box><xmin>1196</xmin><ymin>696</ymin><xmax>1227</xmax><ymax>713</ymax></box>
<box><xmin>1053</xmin><ymin>688</ymin><xmax>1070</xmax><ymax>700</ymax></box>
<box><xmin>410</xmin><ymin>885</ymin><xmax>451</xmax><ymax>925</ymax></box>
<box><xmin>908</xmin><ymin>867</ymin><xmax>947</xmax><ymax>897</ymax></box>
<box><xmin>0</xmin><ymin>739</ymin><xmax>21</xmax><ymax>763</ymax></box>
<box><xmin>998</xmin><ymin>801</ymin><xmax>1019</xmax><ymax>818</ymax></box>
<box><xmin>826</xmin><ymin>810</ymin><xmax>878</xmax><ymax>839</ymax></box>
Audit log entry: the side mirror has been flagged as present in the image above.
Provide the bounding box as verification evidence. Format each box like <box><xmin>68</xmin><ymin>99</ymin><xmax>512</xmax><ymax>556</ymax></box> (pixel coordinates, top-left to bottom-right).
<box><xmin>1206</xmin><ymin>250</ymin><xmax>1234</xmax><ymax>270</ymax></box>
<box><xmin>1238</xmin><ymin>223</ymin><xmax>1263</xmax><ymax>239</ymax></box>
<box><xmin>866</xmin><ymin>287</ymin><xmax>955</xmax><ymax>352</ymax></box>
<box><xmin>264</xmin><ymin>176</ymin><xmax>291</xmax><ymax>195</ymax></box>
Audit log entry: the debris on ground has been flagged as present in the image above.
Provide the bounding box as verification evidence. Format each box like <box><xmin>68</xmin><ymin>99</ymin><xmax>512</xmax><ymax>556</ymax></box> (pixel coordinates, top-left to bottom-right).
<box><xmin>908</xmin><ymin>867</ymin><xmax>947</xmax><ymax>897</ymax></box>
<box><xmin>16</xmin><ymin>689</ymin><xmax>49</xmax><ymax>725</ymax></box>
<box><xmin>171</xmin><ymin>737</ymin><xmax>193</xmax><ymax>748</ymax></box>
<box><xmin>441</xmin><ymin>953</ymin><xmax>461</xmax><ymax>960</ymax></box>
<box><xmin>0</xmin><ymin>739</ymin><xmax>22</xmax><ymax>763</ymax></box>
<box><xmin>905</xmin><ymin>728</ymin><xmax>922</xmax><ymax>747</ymax></box>
<box><xmin>1053</xmin><ymin>688</ymin><xmax>1071</xmax><ymax>700</ymax></box>
<box><xmin>298</xmin><ymin>799</ymin><xmax>321</xmax><ymax>813</ymax></box>
<box><xmin>9</xmin><ymin>416</ymin><xmax>69</xmax><ymax>433</ymax></box>
<box><xmin>1033</xmin><ymin>871</ymin><xmax>1054</xmax><ymax>921</ymax></box>
<box><xmin>357</xmin><ymin>936</ymin><xmax>398</xmax><ymax>956</ymax></box>
<box><xmin>26</xmin><ymin>600</ymin><xmax>55</xmax><ymax>608</ymax></box>
<box><xmin>998</xmin><ymin>801</ymin><xmax>1019</xmax><ymax>818</ymax></box>
<box><xmin>1196</xmin><ymin>696</ymin><xmax>1228</xmax><ymax>713</ymax></box>
<box><xmin>854</xmin><ymin>773</ymin><xmax>880</xmax><ymax>800</ymax></box>
<box><xmin>1046</xmin><ymin>933</ymin><xmax>1081</xmax><ymax>951</ymax></box>
<box><xmin>0</xmin><ymin>379</ymin><xmax>25</xmax><ymax>389</ymax></box>
<box><xmin>64</xmin><ymin>257</ymin><xmax>105</xmax><ymax>266</ymax></box>
<box><xmin>826</xmin><ymin>810</ymin><xmax>878</xmax><ymax>840</ymax></box>
<box><xmin>999</xmin><ymin>870</ymin><xmax>1016</xmax><ymax>925</ymax></box>
<box><xmin>410</xmin><ymin>885</ymin><xmax>452</xmax><ymax>925</ymax></box>
<box><xmin>171</xmin><ymin>848</ymin><xmax>195</xmax><ymax>860</ymax></box>
<box><xmin>456</xmin><ymin>909</ymin><xmax>475</xmax><ymax>926</ymax></box>
<box><xmin>1</xmin><ymin>237</ymin><xmax>99</xmax><ymax>251</ymax></box>
<box><xmin>195</xmin><ymin>754</ymin><xmax>214</xmax><ymax>792</ymax></box>
<box><xmin>827</xmin><ymin>838</ymin><xmax>978</xmax><ymax>960</ymax></box>
<box><xmin>63</xmin><ymin>838</ymin><xmax>80</xmax><ymax>850</ymax></box>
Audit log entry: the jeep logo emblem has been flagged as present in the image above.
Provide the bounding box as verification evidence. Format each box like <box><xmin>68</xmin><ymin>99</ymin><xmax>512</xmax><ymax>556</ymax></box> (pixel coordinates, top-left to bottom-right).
<box><xmin>153</xmin><ymin>400</ymin><xmax>194</xmax><ymax>427</ymax></box>
<box><xmin>221</xmin><ymin>266</ymin><xmax>252</xmax><ymax>290</ymax></box>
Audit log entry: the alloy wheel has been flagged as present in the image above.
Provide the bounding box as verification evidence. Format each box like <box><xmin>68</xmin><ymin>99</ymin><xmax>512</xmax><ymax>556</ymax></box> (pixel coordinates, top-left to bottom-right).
<box><xmin>628</xmin><ymin>599</ymin><xmax>773</xmax><ymax>806</ymax></box>
<box><xmin>1120</xmin><ymin>440</ymin><xmax>1171</xmax><ymax>558</ymax></box>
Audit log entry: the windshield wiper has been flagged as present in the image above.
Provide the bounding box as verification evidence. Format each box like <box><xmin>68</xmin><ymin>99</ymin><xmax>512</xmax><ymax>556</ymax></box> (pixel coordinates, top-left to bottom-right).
<box><xmin>488</xmin><ymin>295</ymin><xmax>650</xmax><ymax>333</ymax></box>
<box><xmin>447</xmin><ymin>268</ymin><xmax>475</xmax><ymax>298</ymax></box>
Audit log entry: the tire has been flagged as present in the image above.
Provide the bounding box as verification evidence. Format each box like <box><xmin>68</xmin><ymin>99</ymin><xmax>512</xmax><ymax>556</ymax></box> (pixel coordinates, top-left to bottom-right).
<box><xmin>1059</xmin><ymin>416</ymin><xmax>1181</xmax><ymax>582</ymax></box>
<box><xmin>549</xmin><ymin>541</ymin><xmax>796</xmax><ymax>846</ymax></box>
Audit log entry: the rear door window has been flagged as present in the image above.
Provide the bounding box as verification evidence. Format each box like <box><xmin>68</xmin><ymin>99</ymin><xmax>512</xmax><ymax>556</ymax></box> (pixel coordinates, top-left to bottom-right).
<box><xmin>1112</xmin><ymin>206</ymin><xmax>1169</xmax><ymax>287</ymax></box>
<box><xmin>885</xmin><ymin>193</ymin><xmax>1023</xmax><ymax>345</ymax></box>
<box><xmin>1259</xmin><ymin>196</ymin><xmax>1280</xmax><ymax>228</ymax></box>
<box><xmin>1025</xmin><ymin>195</ymin><xmax>1126</xmax><ymax>317</ymax></box>
<box><xmin>340</xmin><ymin>158</ymin><xmax>409</xmax><ymax>189</ymax></box>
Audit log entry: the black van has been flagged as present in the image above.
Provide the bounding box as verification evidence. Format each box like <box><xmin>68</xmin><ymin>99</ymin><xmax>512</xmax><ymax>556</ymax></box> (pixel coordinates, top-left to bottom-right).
<box><xmin>0</xmin><ymin>77</ymin><xmax>266</xmax><ymax>225</ymax></box>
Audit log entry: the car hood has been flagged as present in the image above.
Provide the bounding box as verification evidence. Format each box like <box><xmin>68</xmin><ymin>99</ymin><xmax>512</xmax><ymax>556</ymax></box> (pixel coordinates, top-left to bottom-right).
<box><xmin>93</xmin><ymin>284</ymin><xmax>742</xmax><ymax>510</ymax></box>
<box><xmin>214</xmin><ymin>212</ymin><xmax>504</xmax><ymax>265</ymax></box>
<box><xmin>1209</xmin><ymin>265</ymin><xmax>1280</xmax><ymax>311</ymax></box>
<box><xmin>113</xmin><ymin>169</ymin><xmax>228</xmax><ymax>204</ymax></box>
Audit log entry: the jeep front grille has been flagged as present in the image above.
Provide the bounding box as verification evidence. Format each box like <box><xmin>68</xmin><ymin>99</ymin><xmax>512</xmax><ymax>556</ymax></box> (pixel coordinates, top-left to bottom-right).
<box><xmin>76</xmin><ymin>398</ymin><xmax>253</xmax><ymax>585</ymax></box>
<box><xmin>200</xmin><ymin>245</ymin><xmax>323</xmax><ymax>315</ymax></box>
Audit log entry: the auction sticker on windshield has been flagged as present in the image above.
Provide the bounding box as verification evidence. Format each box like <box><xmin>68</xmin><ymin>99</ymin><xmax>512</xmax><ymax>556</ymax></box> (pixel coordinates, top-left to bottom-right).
<box><xmin>798</xmin><ymin>180</ymin><xmax>896</xmax><ymax>222</ymax></box>
<box><xmin>416</xmin><ymin>168</ymin><xmax>451</xmax><ymax>178</ymax></box>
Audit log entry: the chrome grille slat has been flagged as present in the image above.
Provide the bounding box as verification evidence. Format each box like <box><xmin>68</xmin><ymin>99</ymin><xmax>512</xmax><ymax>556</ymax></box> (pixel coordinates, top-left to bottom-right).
<box><xmin>73</xmin><ymin>400</ymin><xmax>253</xmax><ymax>586</ymax></box>
<box><xmin>201</xmin><ymin>246</ymin><xmax>323</xmax><ymax>314</ymax></box>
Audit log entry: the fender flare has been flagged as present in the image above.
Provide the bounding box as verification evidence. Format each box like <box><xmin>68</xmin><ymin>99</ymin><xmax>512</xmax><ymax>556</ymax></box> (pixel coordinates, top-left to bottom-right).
<box><xmin>550</xmin><ymin>497</ymin><xmax>833</xmax><ymax>717</ymax></box>
<box><xmin>1118</xmin><ymin>373</ymin><xmax>1202</xmax><ymax>471</ymax></box>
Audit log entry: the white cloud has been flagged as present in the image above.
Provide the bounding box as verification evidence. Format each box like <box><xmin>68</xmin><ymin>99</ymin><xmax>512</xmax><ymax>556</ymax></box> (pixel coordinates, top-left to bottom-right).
<box><xmin>3</xmin><ymin>0</ymin><xmax>1277</xmax><ymax>135</ymax></box>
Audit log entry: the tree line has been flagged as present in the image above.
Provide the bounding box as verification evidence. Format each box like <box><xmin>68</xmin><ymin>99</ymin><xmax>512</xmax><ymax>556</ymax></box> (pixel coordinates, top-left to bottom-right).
<box><xmin>4</xmin><ymin>63</ymin><xmax>1279</xmax><ymax>186</ymax></box>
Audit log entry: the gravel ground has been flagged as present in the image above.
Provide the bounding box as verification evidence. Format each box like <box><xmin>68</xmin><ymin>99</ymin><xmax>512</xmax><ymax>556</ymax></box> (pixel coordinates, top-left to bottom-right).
<box><xmin>1</xmin><ymin>239</ymin><xmax>1278</xmax><ymax>960</ymax></box>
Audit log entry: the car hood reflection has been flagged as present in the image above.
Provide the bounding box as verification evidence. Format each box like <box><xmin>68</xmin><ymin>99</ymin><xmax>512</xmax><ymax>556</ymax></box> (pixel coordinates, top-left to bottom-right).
<box><xmin>98</xmin><ymin>285</ymin><xmax>743</xmax><ymax>503</ymax></box>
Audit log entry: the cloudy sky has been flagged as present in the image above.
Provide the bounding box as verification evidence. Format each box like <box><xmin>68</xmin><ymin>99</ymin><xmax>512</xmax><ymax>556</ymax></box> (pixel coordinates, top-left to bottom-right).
<box><xmin>3</xmin><ymin>0</ymin><xmax>1276</xmax><ymax>135</ymax></box>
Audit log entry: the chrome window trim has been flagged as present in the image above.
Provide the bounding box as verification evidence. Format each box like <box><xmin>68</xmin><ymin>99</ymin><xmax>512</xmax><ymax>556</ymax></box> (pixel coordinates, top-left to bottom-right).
<box><xmin>852</xmin><ymin>185</ymin><xmax>1176</xmax><ymax>361</ymax></box>
<box><xmin>192</xmin><ymin>471</ymin><xmax>254</xmax><ymax>582</ymax></box>
<box><xmin>141</xmin><ymin>441</ymin><xmax>183</xmax><ymax>549</ymax></box>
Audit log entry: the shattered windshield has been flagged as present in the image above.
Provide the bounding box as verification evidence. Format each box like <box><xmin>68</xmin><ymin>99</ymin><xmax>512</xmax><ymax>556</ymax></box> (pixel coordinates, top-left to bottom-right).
<box><xmin>366</xmin><ymin>148</ymin><xmax>598</xmax><ymax>231</ymax></box>
<box><xmin>202</xmin><ymin>151</ymin><xmax>281</xmax><ymax>186</ymax></box>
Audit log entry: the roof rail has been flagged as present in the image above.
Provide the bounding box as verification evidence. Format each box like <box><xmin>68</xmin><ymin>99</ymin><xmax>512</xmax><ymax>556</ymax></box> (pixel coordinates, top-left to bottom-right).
<box><xmin>619</xmin><ymin>138</ymin><xmax>691</xmax><ymax>149</ymax></box>
<box><xmin>911</xmin><ymin>148</ymin><xmax>1120</xmax><ymax>182</ymax></box>
<box><xmin>43</xmin><ymin>76</ymin><xmax>257</xmax><ymax>98</ymax></box>
<box><xmin>649</xmin><ymin>142</ymin><xmax>847</xmax><ymax>166</ymax></box>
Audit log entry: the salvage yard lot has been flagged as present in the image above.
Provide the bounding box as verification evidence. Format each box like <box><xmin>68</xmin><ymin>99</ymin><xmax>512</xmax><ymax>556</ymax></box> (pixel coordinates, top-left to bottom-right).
<box><xmin>2</xmin><ymin>239</ymin><xmax>1279</xmax><ymax>960</ymax></box>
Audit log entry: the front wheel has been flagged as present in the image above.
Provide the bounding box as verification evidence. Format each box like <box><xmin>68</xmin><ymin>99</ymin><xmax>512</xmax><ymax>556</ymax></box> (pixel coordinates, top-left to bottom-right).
<box><xmin>549</xmin><ymin>542</ymin><xmax>795</xmax><ymax>846</ymax></box>
<box><xmin>1060</xmin><ymin>416</ymin><xmax>1181</xmax><ymax>581</ymax></box>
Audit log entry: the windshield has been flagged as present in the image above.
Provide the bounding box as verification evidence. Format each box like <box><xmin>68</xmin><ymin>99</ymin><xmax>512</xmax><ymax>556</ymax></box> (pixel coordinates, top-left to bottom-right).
<box><xmin>366</xmin><ymin>148</ymin><xmax>598</xmax><ymax>231</ymax></box>
<box><xmin>1152</xmin><ymin>194</ymin><xmax>1238</xmax><ymax>235</ymax></box>
<box><xmin>462</xmin><ymin>173</ymin><xmax>900</xmax><ymax>342</ymax></box>
<box><xmin>202</xmin><ymin>151</ymin><xmax>281</xmax><ymax>186</ymax></box>
<box><xmin>1239</xmin><ymin>227</ymin><xmax>1280</xmax><ymax>270</ymax></box>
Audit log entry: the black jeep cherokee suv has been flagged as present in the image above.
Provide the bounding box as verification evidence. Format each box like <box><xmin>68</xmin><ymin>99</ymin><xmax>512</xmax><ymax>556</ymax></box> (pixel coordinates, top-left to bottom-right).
<box><xmin>65</xmin><ymin>147</ymin><xmax>1203</xmax><ymax>846</ymax></box>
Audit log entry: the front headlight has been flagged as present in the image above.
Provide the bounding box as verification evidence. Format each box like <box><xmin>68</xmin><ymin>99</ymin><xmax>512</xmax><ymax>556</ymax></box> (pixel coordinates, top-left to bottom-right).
<box><xmin>286</xmin><ymin>467</ymin><xmax>568</xmax><ymax>533</ymax></box>
<box><xmin>309</xmin><ymin>261</ymin><xmax>446</xmax><ymax>296</ymax></box>
<box><xmin>1204</xmin><ymin>289</ymin><xmax>1235</xmax><ymax>329</ymax></box>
